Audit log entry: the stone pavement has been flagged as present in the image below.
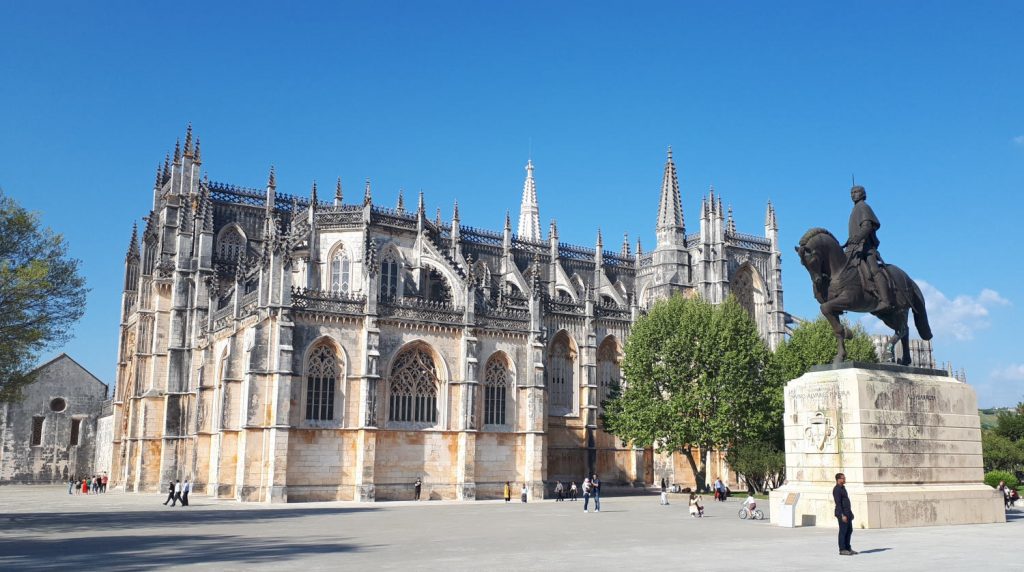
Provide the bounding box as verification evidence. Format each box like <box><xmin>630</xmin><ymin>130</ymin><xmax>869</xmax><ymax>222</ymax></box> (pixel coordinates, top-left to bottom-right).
<box><xmin>0</xmin><ymin>486</ymin><xmax>1020</xmax><ymax>571</ymax></box>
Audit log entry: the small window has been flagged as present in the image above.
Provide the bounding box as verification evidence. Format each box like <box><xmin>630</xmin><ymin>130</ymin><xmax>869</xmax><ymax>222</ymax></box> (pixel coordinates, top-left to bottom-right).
<box><xmin>50</xmin><ymin>398</ymin><xmax>67</xmax><ymax>412</ymax></box>
<box><xmin>31</xmin><ymin>416</ymin><xmax>44</xmax><ymax>446</ymax></box>
<box><xmin>70</xmin><ymin>419</ymin><xmax>82</xmax><ymax>446</ymax></box>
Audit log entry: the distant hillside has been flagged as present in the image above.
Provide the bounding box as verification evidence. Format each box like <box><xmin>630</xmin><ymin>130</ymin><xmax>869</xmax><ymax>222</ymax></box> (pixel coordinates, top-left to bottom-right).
<box><xmin>979</xmin><ymin>407</ymin><xmax>1014</xmax><ymax>430</ymax></box>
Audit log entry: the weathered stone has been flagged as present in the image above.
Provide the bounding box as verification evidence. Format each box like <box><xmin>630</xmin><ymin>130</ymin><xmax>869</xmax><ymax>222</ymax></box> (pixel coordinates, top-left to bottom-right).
<box><xmin>770</xmin><ymin>365</ymin><xmax>1004</xmax><ymax>528</ymax></box>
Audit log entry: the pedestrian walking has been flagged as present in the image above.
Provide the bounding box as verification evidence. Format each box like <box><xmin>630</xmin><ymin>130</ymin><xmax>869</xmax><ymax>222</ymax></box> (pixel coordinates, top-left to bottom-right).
<box><xmin>569</xmin><ymin>481</ymin><xmax>578</xmax><ymax>501</ymax></box>
<box><xmin>833</xmin><ymin>472</ymin><xmax>857</xmax><ymax>555</ymax></box>
<box><xmin>172</xmin><ymin>479</ymin><xmax>183</xmax><ymax>507</ymax></box>
<box><xmin>520</xmin><ymin>484</ymin><xmax>528</xmax><ymax>503</ymax></box>
<box><xmin>582</xmin><ymin>477</ymin><xmax>593</xmax><ymax>512</ymax></box>
<box><xmin>181</xmin><ymin>479</ymin><xmax>191</xmax><ymax>506</ymax></box>
<box><xmin>68</xmin><ymin>477</ymin><xmax>75</xmax><ymax>495</ymax></box>
<box><xmin>660</xmin><ymin>477</ymin><xmax>669</xmax><ymax>505</ymax></box>
<box><xmin>591</xmin><ymin>474</ymin><xmax>601</xmax><ymax>512</ymax></box>
<box><xmin>101</xmin><ymin>472</ymin><xmax>108</xmax><ymax>493</ymax></box>
<box><xmin>414</xmin><ymin>477</ymin><xmax>422</xmax><ymax>501</ymax></box>
<box><xmin>555</xmin><ymin>481</ymin><xmax>564</xmax><ymax>501</ymax></box>
<box><xmin>714</xmin><ymin>477</ymin><xmax>726</xmax><ymax>502</ymax></box>
<box><xmin>81</xmin><ymin>478</ymin><xmax>89</xmax><ymax>495</ymax></box>
<box><xmin>162</xmin><ymin>479</ymin><xmax>176</xmax><ymax>505</ymax></box>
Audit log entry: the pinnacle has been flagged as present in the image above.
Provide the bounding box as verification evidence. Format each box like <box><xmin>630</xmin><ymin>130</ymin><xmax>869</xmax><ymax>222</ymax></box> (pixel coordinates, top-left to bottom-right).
<box><xmin>335</xmin><ymin>177</ymin><xmax>343</xmax><ymax>203</ymax></box>
<box><xmin>311</xmin><ymin>180</ymin><xmax>318</xmax><ymax>204</ymax></box>
<box><xmin>183</xmin><ymin>123</ymin><xmax>193</xmax><ymax>156</ymax></box>
<box><xmin>363</xmin><ymin>178</ymin><xmax>372</xmax><ymax>205</ymax></box>
<box><xmin>173</xmin><ymin>139</ymin><xmax>181</xmax><ymax>164</ymax></box>
<box><xmin>268</xmin><ymin>165</ymin><xmax>276</xmax><ymax>189</ymax></box>
<box><xmin>396</xmin><ymin>188</ymin><xmax>405</xmax><ymax>212</ymax></box>
<box><xmin>193</xmin><ymin>138</ymin><xmax>201</xmax><ymax>163</ymax></box>
<box><xmin>453</xmin><ymin>199</ymin><xmax>460</xmax><ymax>220</ymax></box>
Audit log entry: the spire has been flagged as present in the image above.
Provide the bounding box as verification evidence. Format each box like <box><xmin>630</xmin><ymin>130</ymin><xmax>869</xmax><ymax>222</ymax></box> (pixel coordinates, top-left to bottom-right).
<box><xmin>636</xmin><ymin>237</ymin><xmax>643</xmax><ymax>256</ymax></box>
<box><xmin>363</xmin><ymin>178</ymin><xmax>372</xmax><ymax>206</ymax></box>
<box><xmin>310</xmin><ymin>180</ymin><xmax>318</xmax><ymax>205</ymax></box>
<box><xmin>621</xmin><ymin>232</ymin><xmax>630</xmax><ymax>257</ymax></box>
<box><xmin>396</xmin><ymin>188</ymin><xmax>405</xmax><ymax>213</ymax></box>
<box><xmin>717</xmin><ymin>196</ymin><xmax>724</xmax><ymax>219</ymax></box>
<box><xmin>418</xmin><ymin>190</ymin><xmax>425</xmax><ymax>216</ymax></box>
<box><xmin>193</xmin><ymin>138</ymin><xmax>201</xmax><ymax>164</ymax></box>
<box><xmin>183</xmin><ymin>123</ymin><xmax>193</xmax><ymax>157</ymax></box>
<box><xmin>765</xmin><ymin>200</ymin><xmax>777</xmax><ymax>230</ymax></box>
<box><xmin>453</xmin><ymin>199</ymin><xmax>460</xmax><ymax>221</ymax></box>
<box><xmin>435</xmin><ymin>207</ymin><xmax>442</xmax><ymax>227</ymax></box>
<box><xmin>517</xmin><ymin>159</ymin><xmax>541</xmax><ymax>241</ymax></box>
<box><xmin>727</xmin><ymin>205</ymin><xmax>736</xmax><ymax>234</ymax></box>
<box><xmin>162</xmin><ymin>154</ymin><xmax>171</xmax><ymax>182</ymax></box>
<box><xmin>334</xmin><ymin>177</ymin><xmax>343</xmax><ymax>206</ymax></box>
<box><xmin>154</xmin><ymin>163</ymin><xmax>162</xmax><ymax>189</ymax></box>
<box><xmin>505</xmin><ymin>209</ymin><xmax>512</xmax><ymax>231</ymax></box>
<box><xmin>126</xmin><ymin>223</ymin><xmax>140</xmax><ymax>261</ymax></box>
<box><xmin>549</xmin><ymin>218</ymin><xmax>558</xmax><ymax>241</ymax></box>
<box><xmin>268</xmin><ymin>165</ymin><xmax>277</xmax><ymax>189</ymax></box>
<box><xmin>656</xmin><ymin>146</ymin><xmax>685</xmax><ymax>248</ymax></box>
<box><xmin>173</xmin><ymin>138</ymin><xmax>181</xmax><ymax>164</ymax></box>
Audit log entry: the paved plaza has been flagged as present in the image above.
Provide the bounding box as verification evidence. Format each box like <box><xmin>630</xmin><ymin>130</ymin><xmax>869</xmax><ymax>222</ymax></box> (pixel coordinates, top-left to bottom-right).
<box><xmin>1</xmin><ymin>486</ymin><xmax>1020</xmax><ymax>571</ymax></box>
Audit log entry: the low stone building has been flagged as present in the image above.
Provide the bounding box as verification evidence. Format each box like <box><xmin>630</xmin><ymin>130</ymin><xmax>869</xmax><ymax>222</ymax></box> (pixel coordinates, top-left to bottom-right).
<box><xmin>0</xmin><ymin>354</ymin><xmax>110</xmax><ymax>484</ymax></box>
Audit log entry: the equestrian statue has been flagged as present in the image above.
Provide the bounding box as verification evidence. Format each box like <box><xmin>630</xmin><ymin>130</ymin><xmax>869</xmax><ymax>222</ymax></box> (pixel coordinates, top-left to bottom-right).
<box><xmin>795</xmin><ymin>185</ymin><xmax>932</xmax><ymax>365</ymax></box>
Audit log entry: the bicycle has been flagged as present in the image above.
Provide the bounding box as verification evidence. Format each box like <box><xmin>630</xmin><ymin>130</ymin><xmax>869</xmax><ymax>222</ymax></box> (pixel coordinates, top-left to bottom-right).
<box><xmin>738</xmin><ymin>507</ymin><xmax>765</xmax><ymax>520</ymax></box>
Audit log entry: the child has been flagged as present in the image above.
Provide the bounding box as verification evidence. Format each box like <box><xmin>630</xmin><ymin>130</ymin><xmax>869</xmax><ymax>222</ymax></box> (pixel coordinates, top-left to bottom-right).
<box><xmin>743</xmin><ymin>493</ymin><xmax>757</xmax><ymax>518</ymax></box>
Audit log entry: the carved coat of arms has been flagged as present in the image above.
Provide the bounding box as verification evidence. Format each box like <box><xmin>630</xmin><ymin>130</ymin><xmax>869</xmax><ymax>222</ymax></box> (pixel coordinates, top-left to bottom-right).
<box><xmin>804</xmin><ymin>412</ymin><xmax>835</xmax><ymax>452</ymax></box>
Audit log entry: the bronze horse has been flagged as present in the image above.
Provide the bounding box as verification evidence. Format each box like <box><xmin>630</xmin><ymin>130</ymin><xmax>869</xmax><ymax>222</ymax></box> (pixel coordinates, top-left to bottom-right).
<box><xmin>795</xmin><ymin>228</ymin><xmax>932</xmax><ymax>365</ymax></box>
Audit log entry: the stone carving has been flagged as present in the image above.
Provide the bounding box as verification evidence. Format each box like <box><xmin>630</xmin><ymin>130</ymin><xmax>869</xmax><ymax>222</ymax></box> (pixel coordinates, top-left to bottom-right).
<box><xmin>795</xmin><ymin>186</ymin><xmax>933</xmax><ymax>365</ymax></box>
<box><xmin>803</xmin><ymin>411</ymin><xmax>835</xmax><ymax>452</ymax></box>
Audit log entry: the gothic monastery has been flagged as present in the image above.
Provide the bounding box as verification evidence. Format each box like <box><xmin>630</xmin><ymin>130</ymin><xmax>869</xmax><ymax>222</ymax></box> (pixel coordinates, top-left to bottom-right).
<box><xmin>111</xmin><ymin>126</ymin><xmax>786</xmax><ymax>502</ymax></box>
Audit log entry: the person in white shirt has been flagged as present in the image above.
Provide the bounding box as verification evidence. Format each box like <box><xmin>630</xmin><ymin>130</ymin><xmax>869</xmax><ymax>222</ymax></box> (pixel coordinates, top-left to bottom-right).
<box><xmin>742</xmin><ymin>494</ymin><xmax>757</xmax><ymax>518</ymax></box>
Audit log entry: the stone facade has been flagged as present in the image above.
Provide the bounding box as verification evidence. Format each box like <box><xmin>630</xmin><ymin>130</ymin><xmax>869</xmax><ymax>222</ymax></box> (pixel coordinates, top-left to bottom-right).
<box><xmin>769</xmin><ymin>364</ymin><xmax>1004</xmax><ymax>528</ymax></box>
<box><xmin>0</xmin><ymin>354</ymin><xmax>109</xmax><ymax>484</ymax></box>
<box><xmin>110</xmin><ymin>127</ymin><xmax>785</xmax><ymax>502</ymax></box>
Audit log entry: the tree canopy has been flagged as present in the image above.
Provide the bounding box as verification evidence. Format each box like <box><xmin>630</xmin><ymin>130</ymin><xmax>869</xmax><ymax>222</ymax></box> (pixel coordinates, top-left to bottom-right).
<box><xmin>602</xmin><ymin>294</ymin><xmax>774</xmax><ymax>486</ymax></box>
<box><xmin>769</xmin><ymin>315</ymin><xmax>878</xmax><ymax>385</ymax></box>
<box><xmin>0</xmin><ymin>189</ymin><xmax>88</xmax><ymax>399</ymax></box>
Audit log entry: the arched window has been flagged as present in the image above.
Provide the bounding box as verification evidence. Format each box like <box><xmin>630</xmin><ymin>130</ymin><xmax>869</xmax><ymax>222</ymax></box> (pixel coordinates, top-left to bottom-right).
<box><xmin>381</xmin><ymin>253</ymin><xmax>399</xmax><ymax>300</ymax></box>
<box><xmin>597</xmin><ymin>337</ymin><xmax>621</xmax><ymax>408</ymax></box>
<box><xmin>483</xmin><ymin>354</ymin><xmax>510</xmax><ymax>425</ymax></box>
<box><xmin>388</xmin><ymin>346</ymin><xmax>439</xmax><ymax>424</ymax></box>
<box><xmin>330</xmin><ymin>246</ymin><xmax>351</xmax><ymax>294</ymax></box>
<box><xmin>217</xmin><ymin>225</ymin><xmax>247</xmax><ymax>261</ymax></box>
<box><xmin>548</xmin><ymin>332</ymin><xmax>576</xmax><ymax>415</ymax></box>
<box><xmin>425</xmin><ymin>267</ymin><xmax>451</xmax><ymax>302</ymax></box>
<box><xmin>306</xmin><ymin>344</ymin><xmax>338</xmax><ymax>421</ymax></box>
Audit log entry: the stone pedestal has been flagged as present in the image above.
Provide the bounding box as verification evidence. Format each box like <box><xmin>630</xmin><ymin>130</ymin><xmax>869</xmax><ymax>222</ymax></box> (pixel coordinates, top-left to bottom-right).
<box><xmin>769</xmin><ymin>363</ymin><xmax>1004</xmax><ymax>529</ymax></box>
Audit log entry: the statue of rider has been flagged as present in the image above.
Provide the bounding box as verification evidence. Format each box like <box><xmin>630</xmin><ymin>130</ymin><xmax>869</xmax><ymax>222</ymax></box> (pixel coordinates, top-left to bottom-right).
<box><xmin>843</xmin><ymin>185</ymin><xmax>893</xmax><ymax>312</ymax></box>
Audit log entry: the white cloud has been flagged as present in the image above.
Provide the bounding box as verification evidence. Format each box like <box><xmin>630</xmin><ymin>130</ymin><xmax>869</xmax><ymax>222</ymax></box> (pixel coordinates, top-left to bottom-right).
<box><xmin>1014</xmin><ymin>135</ymin><xmax>1024</xmax><ymax>146</ymax></box>
<box><xmin>992</xmin><ymin>364</ymin><xmax>1024</xmax><ymax>382</ymax></box>
<box><xmin>917</xmin><ymin>281</ymin><xmax>1009</xmax><ymax>341</ymax></box>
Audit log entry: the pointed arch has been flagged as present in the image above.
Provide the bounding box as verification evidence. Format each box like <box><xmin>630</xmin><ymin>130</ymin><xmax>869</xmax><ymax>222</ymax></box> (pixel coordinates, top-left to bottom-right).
<box><xmin>482</xmin><ymin>351</ymin><xmax>514</xmax><ymax>426</ymax></box>
<box><xmin>547</xmin><ymin>330</ymin><xmax>578</xmax><ymax>416</ymax></box>
<box><xmin>328</xmin><ymin>242</ymin><xmax>352</xmax><ymax>294</ymax></box>
<box><xmin>387</xmin><ymin>342</ymin><xmax>443</xmax><ymax>425</ymax></box>
<box><xmin>730</xmin><ymin>262</ymin><xmax>768</xmax><ymax>338</ymax></box>
<box><xmin>216</xmin><ymin>223</ymin><xmax>247</xmax><ymax>261</ymax></box>
<box><xmin>380</xmin><ymin>245</ymin><xmax>402</xmax><ymax>300</ymax></box>
<box><xmin>302</xmin><ymin>337</ymin><xmax>346</xmax><ymax>423</ymax></box>
<box><xmin>596</xmin><ymin>335</ymin><xmax>622</xmax><ymax>408</ymax></box>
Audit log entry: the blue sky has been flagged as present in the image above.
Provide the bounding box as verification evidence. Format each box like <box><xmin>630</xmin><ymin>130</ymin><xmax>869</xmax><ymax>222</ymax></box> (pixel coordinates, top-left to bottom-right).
<box><xmin>1</xmin><ymin>1</ymin><xmax>1022</xmax><ymax>406</ymax></box>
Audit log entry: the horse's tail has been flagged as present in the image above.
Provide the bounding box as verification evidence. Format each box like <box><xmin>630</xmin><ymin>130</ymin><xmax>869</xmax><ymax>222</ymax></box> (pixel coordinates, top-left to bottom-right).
<box><xmin>910</xmin><ymin>279</ymin><xmax>933</xmax><ymax>340</ymax></box>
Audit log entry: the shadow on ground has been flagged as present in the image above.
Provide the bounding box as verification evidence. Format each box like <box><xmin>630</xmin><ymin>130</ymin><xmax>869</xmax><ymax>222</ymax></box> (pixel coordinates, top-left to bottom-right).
<box><xmin>0</xmin><ymin>506</ymin><xmax>377</xmax><ymax>534</ymax></box>
<box><xmin>0</xmin><ymin>534</ymin><xmax>375</xmax><ymax>570</ymax></box>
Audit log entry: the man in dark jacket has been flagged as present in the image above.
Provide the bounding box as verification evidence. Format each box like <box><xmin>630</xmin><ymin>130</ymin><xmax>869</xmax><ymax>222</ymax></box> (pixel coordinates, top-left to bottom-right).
<box><xmin>162</xmin><ymin>479</ymin><xmax>176</xmax><ymax>506</ymax></box>
<box><xmin>833</xmin><ymin>473</ymin><xmax>857</xmax><ymax>555</ymax></box>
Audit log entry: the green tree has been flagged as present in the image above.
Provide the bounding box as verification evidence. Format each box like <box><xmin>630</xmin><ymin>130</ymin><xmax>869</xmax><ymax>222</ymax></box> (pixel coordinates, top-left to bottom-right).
<box><xmin>994</xmin><ymin>410</ymin><xmax>1024</xmax><ymax>442</ymax></box>
<box><xmin>982</xmin><ymin>431</ymin><xmax>1024</xmax><ymax>473</ymax></box>
<box><xmin>0</xmin><ymin>189</ymin><xmax>88</xmax><ymax>399</ymax></box>
<box><xmin>602</xmin><ymin>295</ymin><xmax>773</xmax><ymax>487</ymax></box>
<box><xmin>725</xmin><ymin>442</ymin><xmax>786</xmax><ymax>493</ymax></box>
<box><xmin>769</xmin><ymin>316</ymin><xmax>878</xmax><ymax>387</ymax></box>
